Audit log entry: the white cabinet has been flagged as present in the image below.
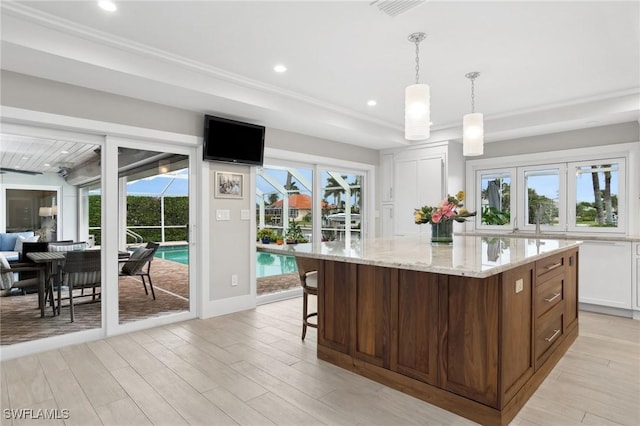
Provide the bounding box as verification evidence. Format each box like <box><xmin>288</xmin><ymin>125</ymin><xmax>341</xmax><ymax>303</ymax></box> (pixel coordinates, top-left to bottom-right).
<box><xmin>579</xmin><ymin>241</ymin><xmax>632</xmax><ymax>309</ymax></box>
<box><xmin>394</xmin><ymin>155</ymin><xmax>443</xmax><ymax>236</ymax></box>
<box><xmin>379</xmin><ymin>141</ymin><xmax>464</xmax><ymax>238</ymax></box>
<box><xmin>633</xmin><ymin>243</ymin><xmax>640</xmax><ymax>318</ymax></box>
<box><xmin>381</xmin><ymin>153</ymin><xmax>394</xmax><ymax>202</ymax></box>
<box><xmin>381</xmin><ymin>205</ymin><xmax>394</xmax><ymax>238</ymax></box>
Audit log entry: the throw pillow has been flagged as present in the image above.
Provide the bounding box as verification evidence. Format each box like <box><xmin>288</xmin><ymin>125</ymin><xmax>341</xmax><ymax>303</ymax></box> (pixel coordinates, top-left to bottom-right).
<box><xmin>14</xmin><ymin>235</ymin><xmax>40</xmax><ymax>252</ymax></box>
<box><xmin>0</xmin><ymin>254</ymin><xmax>15</xmax><ymax>290</ymax></box>
<box><xmin>121</xmin><ymin>247</ymin><xmax>152</xmax><ymax>275</ymax></box>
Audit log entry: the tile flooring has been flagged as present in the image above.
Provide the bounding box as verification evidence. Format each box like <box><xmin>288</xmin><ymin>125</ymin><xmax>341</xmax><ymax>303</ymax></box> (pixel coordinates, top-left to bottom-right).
<box><xmin>1</xmin><ymin>299</ymin><xmax>639</xmax><ymax>425</ymax></box>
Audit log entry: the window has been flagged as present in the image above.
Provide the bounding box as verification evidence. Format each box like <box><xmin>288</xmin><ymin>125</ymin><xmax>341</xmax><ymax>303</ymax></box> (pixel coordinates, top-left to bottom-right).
<box><xmin>568</xmin><ymin>159</ymin><xmax>625</xmax><ymax>232</ymax></box>
<box><xmin>477</xmin><ymin>169</ymin><xmax>513</xmax><ymax>229</ymax></box>
<box><xmin>474</xmin><ymin>156</ymin><xmax>626</xmax><ymax>234</ymax></box>
<box><xmin>519</xmin><ymin>164</ymin><xmax>565</xmax><ymax>231</ymax></box>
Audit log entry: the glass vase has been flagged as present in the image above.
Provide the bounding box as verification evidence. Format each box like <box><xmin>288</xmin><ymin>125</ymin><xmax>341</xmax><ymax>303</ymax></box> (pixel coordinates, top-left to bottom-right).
<box><xmin>431</xmin><ymin>220</ymin><xmax>453</xmax><ymax>244</ymax></box>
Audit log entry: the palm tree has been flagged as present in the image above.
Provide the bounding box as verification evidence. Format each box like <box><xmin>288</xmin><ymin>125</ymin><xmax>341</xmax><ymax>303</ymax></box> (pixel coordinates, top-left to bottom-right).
<box><xmin>350</xmin><ymin>176</ymin><xmax>361</xmax><ymax>212</ymax></box>
<box><xmin>591</xmin><ymin>166</ymin><xmax>604</xmax><ymax>224</ymax></box>
<box><xmin>324</xmin><ymin>175</ymin><xmax>345</xmax><ymax>211</ymax></box>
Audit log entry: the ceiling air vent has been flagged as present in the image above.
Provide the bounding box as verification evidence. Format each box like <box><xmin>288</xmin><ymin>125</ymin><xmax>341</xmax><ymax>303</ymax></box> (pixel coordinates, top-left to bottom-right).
<box><xmin>370</xmin><ymin>0</ymin><xmax>425</xmax><ymax>17</ymax></box>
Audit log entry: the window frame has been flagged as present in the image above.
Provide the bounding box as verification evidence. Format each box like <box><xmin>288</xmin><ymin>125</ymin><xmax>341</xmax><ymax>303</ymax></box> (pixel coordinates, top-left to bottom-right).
<box><xmin>475</xmin><ymin>167</ymin><xmax>516</xmax><ymax>231</ymax></box>
<box><xmin>465</xmin><ymin>144</ymin><xmax>635</xmax><ymax>236</ymax></box>
<box><xmin>516</xmin><ymin>163</ymin><xmax>567</xmax><ymax>232</ymax></box>
<box><xmin>566</xmin><ymin>157</ymin><xmax>626</xmax><ymax>234</ymax></box>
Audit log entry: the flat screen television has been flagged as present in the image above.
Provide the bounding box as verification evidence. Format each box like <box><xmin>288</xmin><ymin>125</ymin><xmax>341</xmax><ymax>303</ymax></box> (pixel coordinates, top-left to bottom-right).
<box><xmin>203</xmin><ymin>115</ymin><xmax>265</xmax><ymax>166</ymax></box>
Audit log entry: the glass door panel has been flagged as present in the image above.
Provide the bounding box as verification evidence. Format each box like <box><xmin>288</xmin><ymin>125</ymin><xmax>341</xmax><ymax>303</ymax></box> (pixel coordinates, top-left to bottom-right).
<box><xmin>256</xmin><ymin>165</ymin><xmax>313</xmax><ymax>298</ymax></box>
<box><xmin>321</xmin><ymin>170</ymin><xmax>363</xmax><ymax>242</ymax></box>
<box><xmin>117</xmin><ymin>148</ymin><xmax>190</xmax><ymax>324</ymax></box>
<box><xmin>1</xmin><ymin>134</ymin><xmax>102</xmax><ymax>345</ymax></box>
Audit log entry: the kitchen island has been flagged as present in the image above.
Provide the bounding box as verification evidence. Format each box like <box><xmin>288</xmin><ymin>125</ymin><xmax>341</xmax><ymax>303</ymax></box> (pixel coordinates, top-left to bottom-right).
<box><xmin>258</xmin><ymin>235</ymin><xmax>580</xmax><ymax>425</ymax></box>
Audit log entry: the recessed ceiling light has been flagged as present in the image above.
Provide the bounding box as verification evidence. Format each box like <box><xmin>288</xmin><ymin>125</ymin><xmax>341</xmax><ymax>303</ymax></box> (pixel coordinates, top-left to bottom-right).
<box><xmin>273</xmin><ymin>64</ymin><xmax>287</xmax><ymax>73</ymax></box>
<box><xmin>44</xmin><ymin>163</ymin><xmax>51</xmax><ymax>167</ymax></box>
<box><xmin>367</xmin><ymin>100</ymin><xmax>377</xmax><ymax>106</ymax></box>
<box><xmin>98</xmin><ymin>1</ymin><xmax>117</xmax><ymax>12</ymax></box>
<box><xmin>22</xmin><ymin>156</ymin><xmax>29</xmax><ymax>160</ymax></box>
<box><xmin>61</xmin><ymin>150</ymin><xmax>69</xmax><ymax>154</ymax></box>
<box><xmin>15</xmin><ymin>165</ymin><xmax>21</xmax><ymax>169</ymax></box>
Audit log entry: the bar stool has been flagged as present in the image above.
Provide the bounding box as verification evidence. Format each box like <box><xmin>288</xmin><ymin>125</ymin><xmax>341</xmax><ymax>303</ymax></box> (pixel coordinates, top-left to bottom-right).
<box><xmin>296</xmin><ymin>257</ymin><xmax>318</xmax><ymax>340</ymax></box>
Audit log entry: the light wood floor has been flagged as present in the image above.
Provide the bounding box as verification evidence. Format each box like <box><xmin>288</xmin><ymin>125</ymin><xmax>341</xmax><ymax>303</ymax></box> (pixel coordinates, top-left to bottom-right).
<box><xmin>1</xmin><ymin>299</ymin><xmax>639</xmax><ymax>426</ymax></box>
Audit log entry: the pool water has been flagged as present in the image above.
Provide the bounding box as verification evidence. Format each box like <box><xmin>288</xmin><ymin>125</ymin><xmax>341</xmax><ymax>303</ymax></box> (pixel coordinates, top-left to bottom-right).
<box><xmin>257</xmin><ymin>252</ymin><xmax>298</xmax><ymax>278</ymax></box>
<box><xmin>155</xmin><ymin>245</ymin><xmax>189</xmax><ymax>264</ymax></box>
<box><xmin>155</xmin><ymin>245</ymin><xmax>297</xmax><ymax>278</ymax></box>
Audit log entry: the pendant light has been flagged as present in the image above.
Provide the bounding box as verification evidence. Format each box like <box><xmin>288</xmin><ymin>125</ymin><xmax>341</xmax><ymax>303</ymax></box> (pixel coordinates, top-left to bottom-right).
<box><xmin>463</xmin><ymin>71</ymin><xmax>483</xmax><ymax>156</ymax></box>
<box><xmin>405</xmin><ymin>32</ymin><xmax>430</xmax><ymax>141</ymax></box>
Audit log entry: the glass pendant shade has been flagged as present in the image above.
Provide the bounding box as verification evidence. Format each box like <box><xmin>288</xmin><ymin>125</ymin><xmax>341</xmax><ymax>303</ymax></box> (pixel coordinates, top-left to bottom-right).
<box><xmin>463</xmin><ymin>112</ymin><xmax>484</xmax><ymax>156</ymax></box>
<box><xmin>405</xmin><ymin>83</ymin><xmax>430</xmax><ymax>140</ymax></box>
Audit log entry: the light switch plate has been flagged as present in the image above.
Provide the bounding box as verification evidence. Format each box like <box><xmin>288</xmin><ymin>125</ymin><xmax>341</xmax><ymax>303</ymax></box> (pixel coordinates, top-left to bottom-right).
<box><xmin>216</xmin><ymin>209</ymin><xmax>230</xmax><ymax>221</ymax></box>
<box><xmin>240</xmin><ymin>209</ymin><xmax>250</xmax><ymax>220</ymax></box>
<box><xmin>515</xmin><ymin>278</ymin><xmax>524</xmax><ymax>293</ymax></box>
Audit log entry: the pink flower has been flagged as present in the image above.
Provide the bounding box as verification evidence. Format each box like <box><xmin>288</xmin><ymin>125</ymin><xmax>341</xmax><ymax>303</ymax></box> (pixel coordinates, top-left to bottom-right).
<box><xmin>431</xmin><ymin>212</ymin><xmax>442</xmax><ymax>223</ymax></box>
<box><xmin>442</xmin><ymin>203</ymin><xmax>456</xmax><ymax>218</ymax></box>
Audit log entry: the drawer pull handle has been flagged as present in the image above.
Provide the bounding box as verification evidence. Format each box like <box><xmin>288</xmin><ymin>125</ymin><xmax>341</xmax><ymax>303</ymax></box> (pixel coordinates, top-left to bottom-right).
<box><xmin>545</xmin><ymin>293</ymin><xmax>561</xmax><ymax>303</ymax></box>
<box><xmin>545</xmin><ymin>262</ymin><xmax>563</xmax><ymax>271</ymax></box>
<box><xmin>545</xmin><ymin>329</ymin><xmax>561</xmax><ymax>342</ymax></box>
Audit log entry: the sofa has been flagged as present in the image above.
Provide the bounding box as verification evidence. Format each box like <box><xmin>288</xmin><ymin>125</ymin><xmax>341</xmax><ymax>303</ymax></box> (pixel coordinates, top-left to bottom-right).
<box><xmin>0</xmin><ymin>231</ymin><xmax>38</xmax><ymax>262</ymax></box>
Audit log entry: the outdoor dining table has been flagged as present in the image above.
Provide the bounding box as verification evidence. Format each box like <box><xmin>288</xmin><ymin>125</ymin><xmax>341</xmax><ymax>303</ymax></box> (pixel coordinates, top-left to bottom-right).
<box><xmin>26</xmin><ymin>251</ymin><xmax>66</xmax><ymax>317</ymax></box>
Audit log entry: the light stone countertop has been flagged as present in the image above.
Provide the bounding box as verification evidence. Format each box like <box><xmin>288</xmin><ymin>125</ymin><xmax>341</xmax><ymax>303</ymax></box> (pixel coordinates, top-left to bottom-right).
<box><xmin>457</xmin><ymin>231</ymin><xmax>640</xmax><ymax>243</ymax></box>
<box><xmin>257</xmin><ymin>235</ymin><xmax>582</xmax><ymax>278</ymax></box>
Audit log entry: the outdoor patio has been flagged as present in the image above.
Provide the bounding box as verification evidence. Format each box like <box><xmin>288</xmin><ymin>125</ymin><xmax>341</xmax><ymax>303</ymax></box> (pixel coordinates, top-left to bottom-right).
<box><xmin>0</xmin><ymin>258</ymin><xmax>299</xmax><ymax>346</ymax></box>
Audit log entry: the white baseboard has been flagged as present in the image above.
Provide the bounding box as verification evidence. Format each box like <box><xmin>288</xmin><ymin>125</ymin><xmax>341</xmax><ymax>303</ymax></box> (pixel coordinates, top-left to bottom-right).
<box><xmin>579</xmin><ymin>303</ymin><xmax>635</xmax><ymax>319</ymax></box>
<box><xmin>201</xmin><ymin>293</ymin><xmax>256</xmax><ymax>318</ymax></box>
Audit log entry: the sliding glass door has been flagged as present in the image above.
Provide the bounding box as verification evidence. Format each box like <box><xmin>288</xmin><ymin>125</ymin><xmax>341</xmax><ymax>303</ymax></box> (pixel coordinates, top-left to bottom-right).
<box><xmin>113</xmin><ymin>141</ymin><xmax>193</xmax><ymax>326</ymax></box>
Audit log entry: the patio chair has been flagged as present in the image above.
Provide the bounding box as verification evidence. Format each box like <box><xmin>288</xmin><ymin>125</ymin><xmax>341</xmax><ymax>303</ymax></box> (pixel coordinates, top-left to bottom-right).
<box><xmin>19</xmin><ymin>242</ymin><xmax>49</xmax><ymax>283</ymax></box>
<box><xmin>295</xmin><ymin>257</ymin><xmax>319</xmax><ymax>340</ymax></box>
<box><xmin>0</xmin><ymin>253</ymin><xmax>55</xmax><ymax>314</ymax></box>
<box><xmin>60</xmin><ymin>250</ymin><xmax>101</xmax><ymax>322</ymax></box>
<box><xmin>119</xmin><ymin>243</ymin><xmax>159</xmax><ymax>300</ymax></box>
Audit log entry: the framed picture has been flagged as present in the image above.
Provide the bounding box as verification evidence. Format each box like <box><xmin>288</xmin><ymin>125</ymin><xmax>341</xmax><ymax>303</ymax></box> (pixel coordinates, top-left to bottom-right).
<box><xmin>214</xmin><ymin>171</ymin><xmax>244</xmax><ymax>198</ymax></box>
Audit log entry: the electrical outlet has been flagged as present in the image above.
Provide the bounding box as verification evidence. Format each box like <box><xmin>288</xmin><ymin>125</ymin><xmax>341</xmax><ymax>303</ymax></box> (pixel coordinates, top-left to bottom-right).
<box><xmin>515</xmin><ymin>278</ymin><xmax>524</xmax><ymax>293</ymax></box>
<box><xmin>231</xmin><ymin>274</ymin><xmax>238</xmax><ymax>286</ymax></box>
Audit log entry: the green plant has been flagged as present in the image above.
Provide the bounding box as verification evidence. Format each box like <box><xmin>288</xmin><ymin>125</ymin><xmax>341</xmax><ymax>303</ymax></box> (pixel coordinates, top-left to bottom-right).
<box><xmin>481</xmin><ymin>206</ymin><xmax>511</xmax><ymax>225</ymax></box>
<box><xmin>257</xmin><ymin>228</ymin><xmax>277</xmax><ymax>241</ymax></box>
<box><xmin>285</xmin><ymin>220</ymin><xmax>307</xmax><ymax>242</ymax></box>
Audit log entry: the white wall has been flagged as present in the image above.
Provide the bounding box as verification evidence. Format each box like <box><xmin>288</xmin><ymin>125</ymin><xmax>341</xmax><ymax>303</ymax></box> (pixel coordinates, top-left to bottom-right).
<box><xmin>480</xmin><ymin>122</ymin><xmax>639</xmax><ymax>158</ymax></box>
<box><xmin>1</xmin><ymin>71</ymin><xmax>380</xmax><ymax>319</ymax></box>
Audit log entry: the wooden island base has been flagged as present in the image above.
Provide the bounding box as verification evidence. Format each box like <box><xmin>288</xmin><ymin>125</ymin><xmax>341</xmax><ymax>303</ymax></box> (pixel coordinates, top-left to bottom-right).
<box><xmin>315</xmin><ymin>247</ymin><xmax>579</xmax><ymax>426</ymax></box>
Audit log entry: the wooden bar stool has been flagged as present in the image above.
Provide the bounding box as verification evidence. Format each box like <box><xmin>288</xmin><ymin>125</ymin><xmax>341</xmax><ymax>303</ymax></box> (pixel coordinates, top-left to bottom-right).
<box><xmin>296</xmin><ymin>257</ymin><xmax>319</xmax><ymax>340</ymax></box>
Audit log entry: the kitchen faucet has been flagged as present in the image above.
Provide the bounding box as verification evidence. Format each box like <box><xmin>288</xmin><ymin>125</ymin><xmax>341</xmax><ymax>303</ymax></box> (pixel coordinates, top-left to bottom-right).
<box><xmin>535</xmin><ymin>204</ymin><xmax>544</xmax><ymax>235</ymax></box>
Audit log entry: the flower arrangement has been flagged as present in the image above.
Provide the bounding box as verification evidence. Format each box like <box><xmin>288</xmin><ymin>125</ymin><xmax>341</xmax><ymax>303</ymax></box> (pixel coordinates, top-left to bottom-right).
<box><xmin>414</xmin><ymin>191</ymin><xmax>476</xmax><ymax>224</ymax></box>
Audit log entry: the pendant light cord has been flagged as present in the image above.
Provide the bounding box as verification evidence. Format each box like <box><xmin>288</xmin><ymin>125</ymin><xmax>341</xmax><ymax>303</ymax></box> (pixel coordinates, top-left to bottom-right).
<box><xmin>414</xmin><ymin>40</ymin><xmax>420</xmax><ymax>84</ymax></box>
<box><xmin>465</xmin><ymin>71</ymin><xmax>480</xmax><ymax>113</ymax></box>
<box><xmin>408</xmin><ymin>32</ymin><xmax>427</xmax><ymax>85</ymax></box>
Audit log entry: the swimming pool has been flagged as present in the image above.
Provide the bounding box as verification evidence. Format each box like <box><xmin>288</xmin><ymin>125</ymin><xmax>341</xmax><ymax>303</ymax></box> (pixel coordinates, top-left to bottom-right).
<box><xmin>155</xmin><ymin>245</ymin><xmax>297</xmax><ymax>278</ymax></box>
<box><xmin>257</xmin><ymin>252</ymin><xmax>298</xmax><ymax>277</ymax></box>
<box><xmin>155</xmin><ymin>245</ymin><xmax>189</xmax><ymax>264</ymax></box>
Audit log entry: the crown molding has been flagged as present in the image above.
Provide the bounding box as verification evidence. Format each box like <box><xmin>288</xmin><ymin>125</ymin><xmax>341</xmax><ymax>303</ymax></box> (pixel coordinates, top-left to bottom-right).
<box><xmin>1</xmin><ymin>2</ymin><xmax>400</xmax><ymax>131</ymax></box>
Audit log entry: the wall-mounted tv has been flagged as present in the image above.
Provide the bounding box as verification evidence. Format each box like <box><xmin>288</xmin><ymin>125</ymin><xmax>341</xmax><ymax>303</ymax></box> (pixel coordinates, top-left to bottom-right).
<box><xmin>203</xmin><ymin>115</ymin><xmax>265</xmax><ymax>166</ymax></box>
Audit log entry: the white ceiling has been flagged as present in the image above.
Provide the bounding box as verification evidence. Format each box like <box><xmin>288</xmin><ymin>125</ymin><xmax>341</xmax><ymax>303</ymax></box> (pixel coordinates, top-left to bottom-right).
<box><xmin>1</xmin><ymin>1</ymin><xmax>638</xmax><ymax>151</ymax></box>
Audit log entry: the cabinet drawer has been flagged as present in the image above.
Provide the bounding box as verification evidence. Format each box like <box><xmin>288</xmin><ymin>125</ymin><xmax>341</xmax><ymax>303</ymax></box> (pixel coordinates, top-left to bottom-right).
<box><xmin>536</xmin><ymin>252</ymin><xmax>565</xmax><ymax>282</ymax></box>
<box><xmin>535</xmin><ymin>306</ymin><xmax>564</xmax><ymax>366</ymax></box>
<box><xmin>535</xmin><ymin>275</ymin><xmax>563</xmax><ymax>318</ymax></box>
